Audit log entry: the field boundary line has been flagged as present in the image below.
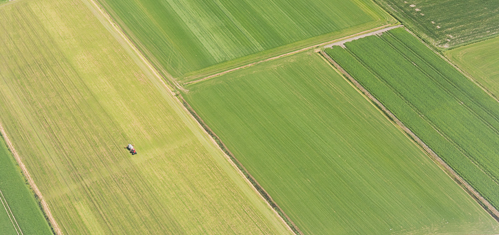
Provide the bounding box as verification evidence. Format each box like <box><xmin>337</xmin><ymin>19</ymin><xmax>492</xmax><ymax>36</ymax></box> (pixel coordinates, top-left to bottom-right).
<box><xmin>0</xmin><ymin>123</ymin><xmax>62</xmax><ymax>234</ymax></box>
<box><xmin>82</xmin><ymin>0</ymin><xmax>297</xmax><ymax>233</ymax></box>
<box><xmin>319</xmin><ymin>50</ymin><xmax>499</xmax><ymax>222</ymax></box>
<box><xmin>184</xmin><ymin>23</ymin><xmax>399</xmax><ymax>86</ymax></box>
<box><xmin>0</xmin><ymin>189</ymin><xmax>23</xmax><ymax>235</ymax></box>
<box><xmin>177</xmin><ymin>95</ymin><xmax>303</xmax><ymax>235</ymax></box>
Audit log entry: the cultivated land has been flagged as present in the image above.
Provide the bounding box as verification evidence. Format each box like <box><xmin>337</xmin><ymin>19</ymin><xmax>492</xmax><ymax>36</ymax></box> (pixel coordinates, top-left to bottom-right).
<box><xmin>326</xmin><ymin>28</ymin><xmax>499</xmax><ymax>214</ymax></box>
<box><xmin>97</xmin><ymin>0</ymin><xmax>394</xmax><ymax>80</ymax></box>
<box><xmin>446</xmin><ymin>36</ymin><xmax>499</xmax><ymax>99</ymax></box>
<box><xmin>183</xmin><ymin>52</ymin><xmax>499</xmax><ymax>234</ymax></box>
<box><xmin>373</xmin><ymin>0</ymin><xmax>499</xmax><ymax>48</ymax></box>
<box><xmin>0</xmin><ymin>0</ymin><xmax>291</xmax><ymax>234</ymax></box>
<box><xmin>0</xmin><ymin>136</ymin><xmax>52</xmax><ymax>235</ymax></box>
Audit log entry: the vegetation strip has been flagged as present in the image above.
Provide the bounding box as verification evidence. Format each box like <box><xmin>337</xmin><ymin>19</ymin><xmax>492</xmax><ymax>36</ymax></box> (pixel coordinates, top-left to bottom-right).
<box><xmin>320</xmin><ymin>50</ymin><xmax>499</xmax><ymax>221</ymax></box>
<box><xmin>326</xmin><ymin>27</ymin><xmax>499</xmax><ymax>216</ymax></box>
<box><xmin>0</xmin><ymin>123</ymin><xmax>61</xmax><ymax>234</ymax></box>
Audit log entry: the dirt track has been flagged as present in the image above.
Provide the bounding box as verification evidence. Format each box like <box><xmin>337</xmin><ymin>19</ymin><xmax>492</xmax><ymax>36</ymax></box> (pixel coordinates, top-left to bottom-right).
<box><xmin>0</xmin><ymin>123</ymin><xmax>62</xmax><ymax>235</ymax></box>
<box><xmin>184</xmin><ymin>24</ymin><xmax>398</xmax><ymax>86</ymax></box>
<box><xmin>323</xmin><ymin>25</ymin><xmax>403</xmax><ymax>48</ymax></box>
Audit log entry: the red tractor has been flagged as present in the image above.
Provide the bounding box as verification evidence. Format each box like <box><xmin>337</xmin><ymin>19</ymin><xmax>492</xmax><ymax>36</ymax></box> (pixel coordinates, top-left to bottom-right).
<box><xmin>127</xmin><ymin>144</ymin><xmax>137</xmax><ymax>155</ymax></box>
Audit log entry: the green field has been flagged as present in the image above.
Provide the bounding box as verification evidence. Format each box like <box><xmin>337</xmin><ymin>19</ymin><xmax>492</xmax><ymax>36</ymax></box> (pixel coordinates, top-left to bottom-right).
<box><xmin>97</xmin><ymin>0</ymin><xmax>393</xmax><ymax>80</ymax></box>
<box><xmin>446</xmin><ymin>36</ymin><xmax>499</xmax><ymax>99</ymax></box>
<box><xmin>183</xmin><ymin>51</ymin><xmax>498</xmax><ymax>234</ymax></box>
<box><xmin>327</xmin><ymin>28</ymin><xmax>499</xmax><ymax>213</ymax></box>
<box><xmin>0</xmin><ymin>136</ymin><xmax>52</xmax><ymax>235</ymax></box>
<box><xmin>0</xmin><ymin>0</ymin><xmax>291</xmax><ymax>234</ymax></box>
<box><xmin>373</xmin><ymin>0</ymin><xmax>499</xmax><ymax>48</ymax></box>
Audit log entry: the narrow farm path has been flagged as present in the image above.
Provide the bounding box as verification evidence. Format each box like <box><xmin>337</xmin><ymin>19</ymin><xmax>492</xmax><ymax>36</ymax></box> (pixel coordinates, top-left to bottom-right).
<box><xmin>323</xmin><ymin>25</ymin><xmax>403</xmax><ymax>48</ymax></box>
<box><xmin>184</xmin><ymin>24</ymin><xmax>399</xmax><ymax>86</ymax></box>
<box><xmin>319</xmin><ymin>50</ymin><xmax>499</xmax><ymax>223</ymax></box>
<box><xmin>0</xmin><ymin>122</ymin><xmax>62</xmax><ymax>235</ymax></box>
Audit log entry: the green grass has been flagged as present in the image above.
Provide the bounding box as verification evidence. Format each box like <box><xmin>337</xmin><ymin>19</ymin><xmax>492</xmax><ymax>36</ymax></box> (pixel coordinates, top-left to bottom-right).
<box><xmin>183</xmin><ymin>51</ymin><xmax>498</xmax><ymax>234</ymax></box>
<box><xmin>97</xmin><ymin>0</ymin><xmax>393</xmax><ymax>79</ymax></box>
<box><xmin>0</xmin><ymin>136</ymin><xmax>52</xmax><ymax>235</ymax></box>
<box><xmin>0</xmin><ymin>0</ymin><xmax>291</xmax><ymax>234</ymax></box>
<box><xmin>446</xmin><ymin>36</ymin><xmax>499</xmax><ymax>99</ymax></box>
<box><xmin>373</xmin><ymin>0</ymin><xmax>499</xmax><ymax>49</ymax></box>
<box><xmin>326</xmin><ymin>28</ymin><xmax>499</xmax><ymax>213</ymax></box>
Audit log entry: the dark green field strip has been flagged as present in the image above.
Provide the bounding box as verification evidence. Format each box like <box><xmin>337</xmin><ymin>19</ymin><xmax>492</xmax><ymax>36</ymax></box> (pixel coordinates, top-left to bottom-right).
<box><xmin>97</xmin><ymin>0</ymin><xmax>391</xmax><ymax>78</ymax></box>
<box><xmin>326</xmin><ymin>28</ymin><xmax>499</xmax><ymax>210</ymax></box>
<box><xmin>0</xmin><ymin>137</ymin><xmax>52</xmax><ymax>235</ymax></box>
<box><xmin>373</xmin><ymin>0</ymin><xmax>499</xmax><ymax>48</ymax></box>
<box><xmin>184</xmin><ymin>52</ymin><xmax>499</xmax><ymax>234</ymax></box>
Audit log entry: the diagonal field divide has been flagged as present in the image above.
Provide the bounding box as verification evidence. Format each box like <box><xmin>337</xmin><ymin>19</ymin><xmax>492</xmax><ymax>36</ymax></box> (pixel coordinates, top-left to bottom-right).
<box><xmin>0</xmin><ymin>189</ymin><xmax>23</xmax><ymax>235</ymax></box>
<box><xmin>319</xmin><ymin>50</ymin><xmax>499</xmax><ymax>223</ymax></box>
<box><xmin>81</xmin><ymin>0</ymin><xmax>298</xmax><ymax>233</ymax></box>
<box><xmin>0</xmin><ymin>123</ymin><xmax>61</xmax><ymax>235</ymax></box>
<box><xmin>183</xmin><ymin>24</ymin><xmax>400</xmax><ymax>87</ymax></box>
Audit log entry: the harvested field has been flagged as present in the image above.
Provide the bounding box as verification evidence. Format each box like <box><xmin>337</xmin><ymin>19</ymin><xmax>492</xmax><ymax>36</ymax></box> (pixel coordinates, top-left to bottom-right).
<box><xmin>0</xmin><ymin>0</ymin><xmax>291</xmax><ymax>234</ymax></box>
<box><xmin>326</xmin><ymin>27</ymin><xmax>499</xmax><ymax>215</ymax></box>
<box><xmin>183</xmin><ymin>51</ymin><xmax>499</xmax><ymax>234</ymax></box>
<box><xmin>97</xmin><ymin>0</ymin><xmax>393</xmax><ymax>79</ymax></box>
<box><xmin>374</xmin><ymin>0</ymin><xmax>499</xmax><ymax>48</ymax></box>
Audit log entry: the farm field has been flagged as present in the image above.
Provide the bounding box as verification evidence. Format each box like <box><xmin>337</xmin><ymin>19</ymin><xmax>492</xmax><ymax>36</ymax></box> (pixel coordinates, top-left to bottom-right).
<box><xmin>97</xmin><ymin>0</ymin><xmax>394</xmax><ymax>80</ymax></box>
<box><xmin>0</xmin><ymin>136</ymin><xmax>52</xmax><ymax>235</ymax></box>
<box><xmin>0</xmin><ymin>0</ymin><xmax>291</xmax><ymax>234</ymax></box>
<box><xmin>446</xmin><ymin>36</ymin><xmax>499</xmax><ymax>99</ymax></box>
<box><xmin>183</xmin><ymin>52</ymin><xmax>499</xmax><ymax>234</ymax></box>
<box><xmin>373</xmin><ymin>0</ymin><xmax>499</xmax><ymax>48</ymax></box>
<box><xmin>326</xmin><ymin>28</ymin><xmax>499</xmax><ymax>213</ymax></box>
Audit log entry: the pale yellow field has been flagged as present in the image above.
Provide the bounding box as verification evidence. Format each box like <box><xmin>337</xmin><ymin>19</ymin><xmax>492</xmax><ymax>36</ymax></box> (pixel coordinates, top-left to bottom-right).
<box><xmin>0</xmin><ymin>0</ymin><xmax>290</xmax><ymax>234</ymax></box>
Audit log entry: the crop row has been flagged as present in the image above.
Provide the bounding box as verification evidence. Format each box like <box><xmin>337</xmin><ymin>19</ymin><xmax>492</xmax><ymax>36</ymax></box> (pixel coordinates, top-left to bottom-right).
<box><xmin>326</xmin><ymin>28</ymin><xmax>499</xmax><ymax>209</ymax></box>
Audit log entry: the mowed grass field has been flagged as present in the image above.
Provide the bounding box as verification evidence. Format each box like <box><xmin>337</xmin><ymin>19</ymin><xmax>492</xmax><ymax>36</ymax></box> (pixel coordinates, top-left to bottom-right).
<box><xmin>0</xmin><ymin>136</ymin><xmax>52</xmax><ymax>235</ymax></box>
<box><xmin>97</xmin><ymin>0</ymin><xmax>393</xmax><ymax>80</ymax></box>
<box><xmin>374</xmin><ymin>0</ymin><xmax>499</xmax><ymax>48</ymax></box>
<box><xmin>327</xmin><ymin>28</ymin><xmax>499</xmax><ymax>213</ymax></box>
<box><xmin>446</xmin><ymin>36</ymin><xmax>499</xmax><ymax>99</ymax></box>
<box><xmin>0</xmin><ymin>0</ymin><xmax>291</xmax><ymax>234</ymax></box>
<box><xmin>183</xmin><ymin>52</ymin><xmax>499</xmax><ymax>234</ymax></box>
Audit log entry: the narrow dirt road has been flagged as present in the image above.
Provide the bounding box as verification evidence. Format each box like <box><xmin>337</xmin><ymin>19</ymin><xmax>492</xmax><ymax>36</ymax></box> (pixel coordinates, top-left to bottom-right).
<box><xmin>324</xmin><ymin>25</ymin><xmax>403</xmax><ymax>48</ymax></box>
<box><xmin>0</xmin><ymin>123</ymin><xmax>63</xmax><ymax>235</ymax></box>
<box><xmin>185</xmin><ymin>24</ymin><xmax>398</xmax><ymax>86</ymax></box>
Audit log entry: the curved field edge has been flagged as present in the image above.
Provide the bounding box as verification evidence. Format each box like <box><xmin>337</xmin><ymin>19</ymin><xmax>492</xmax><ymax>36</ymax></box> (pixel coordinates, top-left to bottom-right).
<box><xmin>326</xmin><ymin>27</ymin><xmax>499</xmax><ymax>217</ymax></box>
<box><xmin>94</xmin><ymin>0</ymin><xmax>395</xmax><ymax>80</ymax></box>
<box><xmin>182</xmin><ymin>51</ymin><xmax>499</xmax><ymax>234</ymax></box>
<box><xmin>0</xmin><ymin>133</ymin><xmax>53</xmax><ymax>235</ymax></box>
<box><xmin>0</xmin><ymin>0</ymin><xmax>292</xmax><ymax>234</ymax></box>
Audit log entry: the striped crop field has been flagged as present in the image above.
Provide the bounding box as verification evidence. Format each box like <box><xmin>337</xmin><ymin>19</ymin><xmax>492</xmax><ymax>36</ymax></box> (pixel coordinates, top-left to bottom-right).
<box><xmin>446</xmin><ymin>36</ymin><xmax>499</xmax><ymax>99</ymax></box>
<box><xmin>373</xmin><ymin>0</ymin><xmax>499</xmax><ymax>49</ymax></box>
<box><xmin>0</xmin><ymin>0</ymin><xmax>291</xmax><ymax>234</ymax></box>
<box><xmin>183</xmin><ymin>51</ymin><xmax>499</xmax><ymax>234</ymax></box>
<box><xmin>0</xmin><ymin>136</ymin><xmax>52</xmax><ymax>235</ymax></box>
<box><xmin>97</xmin><ymin>0</ymin><xmax>394</xmax><ymax>80</ymax></box>
<box><xmin>326</xmin><ymin>28</ymin><xmax>499</xmax><ymax>213</ymax></box>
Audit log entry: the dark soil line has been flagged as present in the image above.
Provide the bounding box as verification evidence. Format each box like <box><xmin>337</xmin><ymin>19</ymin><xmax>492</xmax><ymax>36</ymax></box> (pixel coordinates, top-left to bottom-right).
<box><xmin>319</xmin><ymin>50</ymin><xmax>499</xmax><ymax>222</ymax></box>
<box><xmin>177</xmin><ymin>94</ymin><xmax>304</xmax><ymax>235</ymax></box>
